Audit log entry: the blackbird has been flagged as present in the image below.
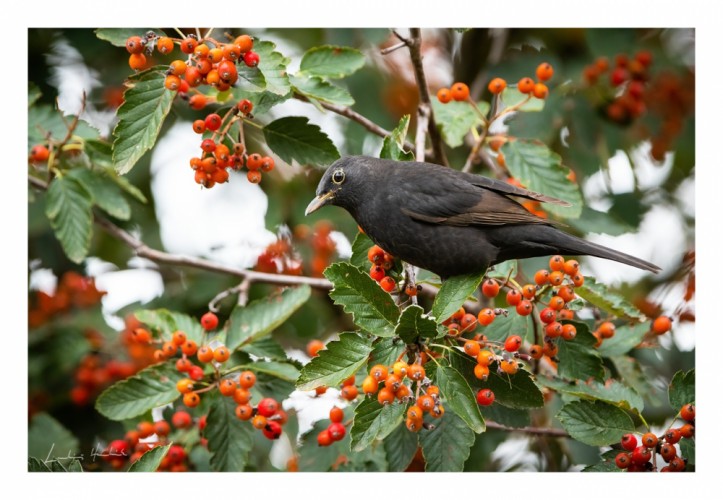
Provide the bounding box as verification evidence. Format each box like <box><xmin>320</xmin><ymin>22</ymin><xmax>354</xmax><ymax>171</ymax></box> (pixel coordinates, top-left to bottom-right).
<box><xmin>305</xmin><ymin>156</ymin><xmax>660</xmax><ymax>279</ymax></box>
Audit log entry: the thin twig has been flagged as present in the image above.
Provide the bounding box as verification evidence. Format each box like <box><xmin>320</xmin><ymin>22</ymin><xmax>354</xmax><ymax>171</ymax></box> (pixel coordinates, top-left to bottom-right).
<box><xmin>293</xmin><ymin>93</ymin><xmax>415</xmax><ymax>151</ymax></box>
<box><xmin>208</xmin><ymin>278</ymin><xmax>251</xmax><ymax>312</ymax></box>
<box><xmin>415</xmin><ymin>105</ymin><xmax>429</xmax><ymax>161</ymax></box>
<box><xmin>485</xmin><ymin>420</ymin><xmax>570</xmax><ymax>438</ymax></box>
<box><xmin>381</xmin><ymin>41</ymin><xmax>407</xmax><ymax>55</ymax></box>
<box><xmin>407</xmin><ymin>29</ymin><xmax>447</xmax><ymax>166</ymax></box>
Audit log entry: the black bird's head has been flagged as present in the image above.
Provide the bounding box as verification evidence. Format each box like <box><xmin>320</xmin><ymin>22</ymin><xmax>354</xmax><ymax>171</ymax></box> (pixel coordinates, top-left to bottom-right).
<box><xmin>305</xmin><ymin>156</ymin><xmax>375</xmax><ymax>216</ymax></box>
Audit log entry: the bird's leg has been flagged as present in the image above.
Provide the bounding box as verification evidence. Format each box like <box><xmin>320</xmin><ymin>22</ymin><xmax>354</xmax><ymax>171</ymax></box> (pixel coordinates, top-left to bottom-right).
<box><xmin>403</xmin><ymin>262</ymin><xmax>419</xmax><ymax>305</ymax></box>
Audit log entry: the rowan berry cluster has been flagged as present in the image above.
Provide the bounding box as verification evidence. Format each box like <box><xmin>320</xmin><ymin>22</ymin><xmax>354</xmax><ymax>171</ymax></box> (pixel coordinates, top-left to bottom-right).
<box><xmin>255</xmin><ymin>230</ymin><xmax>303</xmax><ymax>276</ymax></box>
<box><xmin>614</xmin><ymin>403</ymin><xmax>694</xmax><ymax>472</ymax></box>
<box><xmin>436</xmin><ymin>82</ymin><xmax>470</xmax><ymax>103</ymax></box>
<box><xmin>366</xmin><ymin>244</ymin><xmax>405</xmax><ymax>294</ymax></box>
<box><xmin>101</xmin><ymin>409</ymin><xmax>199</xmax><ymax>471</ymax></box>
<box><xmin>486</xmin><ymin>62</ymin><xmax>554</xmax><ymax>100</ymax></box>
<box><xmin>446</xmin><ymin>255</ymin><xmax>586</xmax><ymax>376</ymax></box>
<box><xmin>582</xmin><ymin>51</ymin><xmax>652</xmax><ymax>126</ymax></box>
<box><xmin>360</xmin><ymin>361</ymin><xmax>444</xmax><ymax>432</ymax></box>
<box><xmin>70</xmin><ymin>351</ymin><xmax>137</xmax><ymax>407</ymax></box>
<box><xmin>189</xmin><ymin>102</ymin><xmax>275</xmax><ymax>188</ymax></box>
<box><xmin>317</xmin><ymin>406</ymin><xmax>348</xmax><ymax>446</ymax></box>
<box><xmin>124</xmin><ymin>31</ymin><xmax>259</xmax><ymax>81</ymax></box>
<box><xmin>28</xmin><ymin>271</ymin><xmax>106</xmax><ymax>327</ymax></box>
<box><xmin>255</xmin><ymin>222</ymin><xmax>338</xmax><ymax>277</ymax></box>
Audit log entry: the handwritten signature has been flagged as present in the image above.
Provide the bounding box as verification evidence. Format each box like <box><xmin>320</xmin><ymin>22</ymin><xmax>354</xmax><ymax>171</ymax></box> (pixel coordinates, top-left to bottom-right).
<box><xmin>42</xmin><ymin>442</ymin><xmax>129</xmax><ymax>466</ymax></box>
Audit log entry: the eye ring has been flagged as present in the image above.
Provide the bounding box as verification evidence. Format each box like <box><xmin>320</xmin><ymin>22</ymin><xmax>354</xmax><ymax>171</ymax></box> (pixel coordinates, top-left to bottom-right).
<box><xmin>331</xmin><ymin>168</ymin><xmax>345</xmax><ymax>185</ymax></box>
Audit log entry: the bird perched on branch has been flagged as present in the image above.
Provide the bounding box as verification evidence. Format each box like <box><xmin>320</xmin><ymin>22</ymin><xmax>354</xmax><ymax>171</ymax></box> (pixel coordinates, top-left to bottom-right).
<box><xmin>305</xmin><ymin>156</ymin><xmax>660</xmax><ymax>280</ymax></box>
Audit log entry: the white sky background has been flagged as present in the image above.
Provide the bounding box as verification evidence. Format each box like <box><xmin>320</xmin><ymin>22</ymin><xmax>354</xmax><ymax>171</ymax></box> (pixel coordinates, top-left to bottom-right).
<box><xmin>10</xmin><ymin>0</ymin><xmax>721</xmax><ymax>497</ymax></box>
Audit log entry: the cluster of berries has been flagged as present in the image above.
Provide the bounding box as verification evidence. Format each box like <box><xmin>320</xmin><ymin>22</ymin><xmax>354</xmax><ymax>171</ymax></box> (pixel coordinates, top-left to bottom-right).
<box><xmin>486</xmin><ymin>62</ymin><xmax>554</xmax><ymax>100</ymax></box>
<box><xmin>317</xmin><ymin>406</ymin><xmax>348</xmax><ymax>446</ymax></box>
<box><xmin>366</xmin><ymin>244</ymin><xmax>406</xmax><ymax>294</ymax></box>
<box><xmin>28</xmin><ymin>271</ymin><xmax>106</xmax><ymax>328</ymax></box>
<box><xmin>359</xmin><ymin>361</ymin><xmax>443</xmax><ymax>432</ymax></box>
<box><xmin>304</xmin><ymin>340</ymin><xmax>359</xmax><ymax>400</ymax></box>
<box><xmin>70</xmin><ymin>352</ymin><xmax>137</xmax><ymax>407</ymax></box>
<box><xmin>102</xmin><ymin>409</ymin><xmax>198</xmax><ymax>471</ymax></box>
<box><xmin>189</xmin><ymin>103</ymin><xmax>275</xmax><ymax>188</ymax></box>
<box><xmin>255</xmin><ymin>222</ymin><xmax>338</xmax><ymax>277</ymax></box>
<box><xmin>124</xmin><ymin>31</ymin><xmax>260</xmax><ymax>84</ymax></box>
<box><xmin>614</xmin><ymin>403</ymin><xmax>694</xmax><ymax>472</ymax></box>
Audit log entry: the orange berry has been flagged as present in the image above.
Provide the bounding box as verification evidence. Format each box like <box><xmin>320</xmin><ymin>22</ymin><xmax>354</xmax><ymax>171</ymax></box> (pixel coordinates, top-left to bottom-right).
<box><xmin>341</xmin><ymin>385</ymin><xmax>358</xmax><ymax>401</ymax></box>
<box><xmin>329</xmin><ymin>406</ymin><xmax>344</xmax><ymax>423</ymax></box>
<box><xmin>517</xmin><ymin>77</ymin><xmax>535</xmax><ymax>94</ymax></box>
<box><xmin>183</xmin><ymin>392</ymin><xmax>201</xmax><ymax>407</ymax></box>
<box><xmin>557</xmin><ymin>285</ymin><xmax>575</xmax><ymax>303</ymax></box>
<box><xmin>652</xmin><ymin>315</ymin><xmax>672</xmax><ymax>335</ymax></box>
<box><xmin>180</xmin><ymin>37</ymin><xmax>198</xmax><ymax>54</ymax></box>
<box><xmin>235</xmin><ymin>404</ymin><xmax>253</xmax><ymax>420</ymax></box>
<box><xmin>450</xmin><ymin>82</ymin><xmax>470</xmax><ymax>101</ymax></box>
<box><xmin>534</xmin><ymin>269</ymin><xmax>550</xmax><ymax>285</ymax></box>
<box><xmin>380</xmin><ymin>276</ymin><xmax>396</xmax><ymax>292</ymax></box>
<box><xmin>252</xmin><ymin>415</ymin><xmax>267</xmax><ymax>430</ymax></box>
<box><xmin>392</xmin><ymin>361</ymin><xmax>409</xmax><ymax>378</ymax></box>
<box><xmin>128</xmin><ymin>53</ymin><xmax>147</xmax><ymax>70</ymax></box>
<box><xmin>369</xmin><ymin>364</ymin><xmax>389</xmax><ymax>382</ymax></box>
<box><xmin>488</xmin><ymin>77</ymin><xmax>507</xmax><ymax>94</ymax></box>
<box><xmin>536</xmin><ymin>62</ymin><xmax>554</xmax><ymax>82</ymax></box>
<box><xmin>181</xmin><ymin>340</ymin><xmax>198</xmax><ymax>356</ymax></box>
<box><xmin>162</xmin><ymin>341</ymin><xmax>178</xmax><ymax>356</ymax></box>
<box><xmin>176</xmin><ymin>378</ymin><xmax>194</xmax><ymax>394</ymax></box>
<box><xmin>500</xmin><ymin>359</ymin><xmax>519</xmax><ymax>375</ymax></box>
<box><xmin>521</xmin><ymin>284</ymin><xmax>537</xmax><ymax>299</ymax></box>
<box><xmin>247</xmin><ymin>171</ymin><xmax>262</xmax><ymax>184</ymax></box>
<box><xmin>233</xmin><ymin>388</ymin><xmax>251</xmax><ymax>405</ymax></box>
<box><xmin>489</xmin><ymin>136</ymin><xmax>505</xmax><ymax>152</ymax></box>
<box><xmin>362</xmin><ymin>375</ymin><xmax>379</xmax><ymax>395</ymax></box>
<box><xmin>464</xmin><ymin>340</ymin><xmax>481</xmax><ymax>357</ymax></box>
<box><xmin>548</xmin><ymin>296</ymin><xmax>566</xmax><ymax>311</ymax></box>
<box><xmin>532</xmin><ymin>83</ymin><xmax>549</xmax><ymax>99</ymax></box>
<box><xmin>477</xmin><ymin>308</ymin><xmax>495</xmax><ymax>326</ymax></box>
<box><xmin>219</xmin><ymin>378</ymin><xmax>237</xmax><ymax>396</ymax></box>
<box><xmin>563</xmin><ymin>259</ymin><xmax>580</xmax><ymax>276</ymax></box>
<box><xmin>529</xmin><ymin>344</ymin><xmax>543</xmax><ymax>359</ymax></box>
<box><xmin>377</xmin><ymin>387</ymin><xmax>395</xmax><ymax>405</ymax></box>
<box><xmin>548</xmin><ymin>271</ymin><xmax>565</xmax><ymax>286</ymax></box>
<box><xmin>476</xmin><ymin>350</ymin><xmax>495</xmax><ymax>366</ymax></box>
<box><xmin>571</xmin><ymin>274</ymin><xmax>584</xmax><ymax>287</ymax></box>
<box><xmin>125</xmin><ymin>36</ymin><xmax>145</xmax><ymax>54</ymax></box>
<box><xmin>436</xmin><ymin>87</ymin><xmax>452</xmax><ymax>103</ymax></box>
<box><xmin>306</xmin><ymin>339</ymin><xmax>325</xmax><ymax>357</ymax></box>
<box><xmin>213</xmin><ymin>346</ymin><xmax>230</xmax><ymax>363</ymax></box>
<box><xmin>680</xmin><ymin>403</ymin><xmax>695</xmax><ymax>422</ymax></box>
<box><xmin>157</xmin><ymin>37</ymin><xmax>174</xmax><ymax>54</ymax></box>
<box><xmin>234</xmin><ymin>35</ymin><xmax>254</xmax><ymax>53</ymax></box>
<box><xmin>561</xmin><ymin>324</ymin><xmax>577</xmax><ymax>341</ymax></box>
<box><xmin>417</xmin><ymin>394</ymin><xmax>435</xmax><ymax>412</ymax></box>
<box><xmin>549</xmin><ymin>255</ymin><xmax>565</xmax><ymax>271</ymax></box>
<box><xmin>197</xmin><ymin>346</ymin><xmax>214</xmax><ymax>363</ymax></box>
<box><xmin>460</xmin><ymin>313</ymin><xmax>477</xmax><ymax>331</ymax></box>
<box><xmin>408</xmin><ymin>364</ymin><xmax>425</xmax><ymax>381</ymax></box>
<box><xmin>172</xmin><ymin>330</ymin><xmax>187</xmax><ymax>346</ymax></box>
<box><xmin>598</xmin><ymin>321</ymin><xmax>616</xmax><ymax>339</ymax></box>
<box><xmin>395</xmin><ymin>383</ymin><xmax>412</xmax><ymax>401</ymax></box>
<box><xmin>137</xmin><ymin>421</ymin><xmax>155</xmax><ymax>438</ymax></box>
<box><xmin>473</xmin><ymin>363</ymin><xmax>490</xmax><ymax>380</ymax></box>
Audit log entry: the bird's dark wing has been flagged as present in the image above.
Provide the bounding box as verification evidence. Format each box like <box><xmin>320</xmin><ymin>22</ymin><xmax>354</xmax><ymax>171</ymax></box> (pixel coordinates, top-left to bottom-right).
<box><xmin>397</xmin><ymin>164</ymin><xmax>552</xmax><ymax>227</ymax></box>
<box><xmin>457</xmin><ymin>171</ymin><xmax>571</xmax><ymax>207</ymax></box>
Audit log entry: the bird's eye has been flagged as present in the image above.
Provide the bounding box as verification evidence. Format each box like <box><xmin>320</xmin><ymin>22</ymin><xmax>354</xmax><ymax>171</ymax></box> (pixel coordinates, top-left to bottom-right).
<box><xmin>331</xmin><ymin>169</ymin><xmax>345</xmax><ymax>185</ymax></box>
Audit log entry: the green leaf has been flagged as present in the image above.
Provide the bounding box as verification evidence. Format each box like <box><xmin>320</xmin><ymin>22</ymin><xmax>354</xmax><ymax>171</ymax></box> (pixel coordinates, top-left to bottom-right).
<box><xmin>28</xmin><ymin>413</ymin><xmax>80</xmax><ymax>467</ymax></box>
<box><xmin>236</xmin><ymin>63</ymin><xmax>267</xmax><ymax>93</ymax></box>
<box><xmin>480</xmin><ymin>405</ymin><xmax>531</xmax><ymax>428</ymax></box>
<box><xmin>597</xmin><ymin>322</ymin><xmax>650</xmax><ymax>357</ymax></box>
<box><xmin>483</xmin><ymin>307</ymin><xmax>532</xmax><ymax>343</ymax></box>
<box><xmin>486</xmin><ymin>260</ymin><xmax>518</xmax><ymax>280</ymax></box>
<box><xmin>556</xmin><ymin>322</ymin><xmax>604</xmax><ymax>381</ymax></box>
<box><xmin>112</xmin><ymin>70</ymin><xmax>174</xmax><ymax>174</ymax></box>
<box><xmin>226</xmin><ymin>285</ymin><xmax>311</xmax><ymax>351</ymax></box>
<box><xmin>134</xmin><ymin>309</ymin><xmax>205</xmax><ymax>345</ymax></box>
<box><xmin>431</xmin><ymin>272</ymin><xmax>484</xmax><ymax>324</ymax></box>
<box><xmin>380</xmin><ymin>114</ymin><xmax>414</xmax><ymax>161</ymax></box>
<box><xmin>575</xmin><ymin>277</ymin><xmax>647</xmax><ymax>322</ymax></box>
<box><xmin>395</xmin><ymin>305</ymin><xmax>438</xmax><ymax>344</ymax></box>
<box><xmin>206</xmin><ymin>396</ymin><xmax>255</xmax><ymax>471</ymax></box>
<box><xmin>95</xmin><ymin>362</ymin><xmax>183</xmax><ymax>420</ymax></box>
<box><xmin>384</xmin><ymin>423</ymin><xmax>419</xmax><ymax>471</ymax></box>
<box><xmin>237</xmin><ymin>361</ymin><xmax>299</xmax><ymax>382</ymax></box>
<box><xmin>501</xmin><ymin>87</ymin><xmax>545</xmax><ymax>112</ymax></box>
<box><xmin>432</xmin><ymin>100</ymin><xmax>489</xmax><ymax>148</ymax></box>
<box><xmin>324</xmin><ymin>263</ymin><xmax>400</xmax><ymax>336</ymax></box>
<box><xmin>582</xmin><ymin>461</ymin><xmax>622</xmax><ymax>472</ymax></box>
<box><xmin>300</xmin><ymin>45</ymin><xmax>365</xmax><ymax>79</ymax></box>
<box><xmin>232</xmin><ymin>88</ymin><xmax>289</xmax><ymax>116</ymax></box>
<box><xmin>350</xmin><ymin>398</ymin><xmax>407</xmax><ymax>451</ymax></box>
<box><xmin>557</xmin><ymin>400</ymin><xmax>635</xmax><ymax>446</ymax></box>
<box><xmin>105</xmin><ymin>167</ymin><xmax>148</xmax><ymax>203</ymax></box>
<box><xmin>680</xmin><ymin>438</ymin><xmax>695</xmax><ymax>466</ymax></box>
<box><xmin>350</xmin><ymin>232</ymin><xmax>374</xmax><ymax>269</ymax></box>
<box><xmin>539</xmin><ymin>377</ymin><xmax>644</xmax><ymax>412</ymax></box>
<box><xmin>68</xmin><ymin>168</ymin><xmax>131</xmax><ymax>220</ymax></box>
<box><xmin>502</xmin><ymin>140</ymin><xmax>582</xmax><ymax>218</ymax></box>
<box><xmin>239</xmin><ymin>336</ymin><xmax>287</xmax><ymax>359</ymax></box>
<box><xmin>28</xmin><ymin>457</ymin><xmax>51</xmax><ymax>472</ymax></box>
<box><xmin>45</xmin><ymin>176</ymin><xmax>93</xmax><ymax>263</ymax></box>
<box><xmin>569</xmin><ymin>206</ymin><xmax>635</xmax><ymax>237</ymax></box>
<box><xmin>128</xmin><ymin>444</ymin><xmax>170</xmax><ymax>472</ymax></box>
<box><xmin>368</xmin><ymin>338</ymin><xmax>406</xmax><ymax>369</ymax></box>
<box><xmin>611</xmin><ymin>356</ymin><xmax>659</xmax><ymax>406</ymax></box>
<box><xmin>483</xmin><ymin>371</ymin><xmax>544</xmax><ymax>409</ymax></box>
<box><xmin>94</xmin><ymin>28</ymin><xmax>166</xmax><ymax>47</ymax></box>
<box><xmin>263</xmin><ymin>116</ymin><xmax>340</xmax><ymax>167</ymax></box>
<box><xmin>29</xmin><ymin>82</ymin><xmax>41</xmax><ymax>107</ymax></box>
<box><xmin>669</xmin><ymin>369</ymin><xmax>695</xmax><ymax>411</ymax></box>
<box><xmin>255</xmin><ymin>40</ymin><xmax>291</xmax><ymax>96</ymax></box>
<box><xmin>28</xmin><ymin>105</ymin><xmax>99</xmax><ymax>146</ymax></box>
<box><xmin>252</xmin><ymin>372</ymin><xmax>296</xmax><ymax>404</ymax></box>
<box><xmin>419</xmin><ymin>411</ymin><xmax>475</xmax><ymax>472</ymax></box>
<box><xmin>290</xmin><ymin>74</ymin><xmax>354</xmax><ymax>106</ymax></box>
<box><xmin>434</xmin><ymin>365</ymin><xmax>486</xmax><ymax>433</ymax></box>
<box><xmin>66</xmin><ymin>460</ymin><xmax>83</xmax><ymax>472</ymax></box>
<box><xmin>296</xmin><ymin>332</ymin><xmax>373</xmax><ymax>390</ymax></box>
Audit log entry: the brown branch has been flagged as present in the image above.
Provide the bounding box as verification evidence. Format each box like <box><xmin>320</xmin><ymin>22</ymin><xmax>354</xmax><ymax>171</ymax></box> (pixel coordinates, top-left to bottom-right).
<box><xmin>415</xmin><ymin>104</ymin><xmax>430</xmax><ymax>161</ymax></box>
<box><xmin>293</xmin><ymin>93</ymin><xmax>415</xmax><ymax>152</ymax></box>
<box><xmin>407</xmin><ymin>28</ymin><xmax>448</xmax><ymax>166</ymax></box>
<box><xmin>485</xmin><ymin>420</ymin><xmax>570</xmax><ymax>438</ymax></box>
<box><xmin>381</xmin><ymin>41</ymin><xmax>407</xmax><ymax>55</ymax></box>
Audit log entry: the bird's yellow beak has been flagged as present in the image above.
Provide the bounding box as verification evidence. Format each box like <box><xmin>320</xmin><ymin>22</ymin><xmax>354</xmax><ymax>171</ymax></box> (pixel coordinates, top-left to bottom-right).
<box><xmin>305</xmin><ymin>191</ymin><xmax>335</xmax><ymax>216</ymax></box>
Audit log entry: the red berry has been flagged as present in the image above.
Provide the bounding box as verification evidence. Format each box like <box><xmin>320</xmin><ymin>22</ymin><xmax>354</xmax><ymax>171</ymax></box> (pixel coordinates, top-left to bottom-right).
<box><xmin>476</xmin><ymin>388</ymin><xmax>495</xmax><ymax>406</ymax></box>
<box><xmin>369</xmin><ymin>265</ymin><xmax>385</xmax><ymax>282</ymax></box>
<box><xmin>317</xmin><ymin>429</ymin><xmax>332</xmax><ymax>446</ymax></box>
<box><xmin>516</xmin><ymin>300</ymin><xmax>533</xmax><ymax>316</ymax></box>
<box><xmin>539</xmin><ymin>307</ymin><xmax>557</xmax><ymax>324</ymax></box>
<box><xmin>477</xmin><ymin>308</ymin><xmax>495</xmax><ymax>326</ymax></box>
<box><xmin>610</xmin><ymin>67</ymin><xmax>629</xmax><ymax>86</ymax></box>
<box><xmin>652</xmin><ymin>316</ymin><xmax>672</xmax><ymax>335</ymax></box>
<box><xmin>506</xmin><ymin>289</ymin><xmax>522</xmax><ymax>306</ymax></box>
<box><xmin>481</xmin><ymin>279</ymin><xmax>500</xmax><ymax>298</ymax></box>
<box><xmin>263</xmin><ymin>420</ymin><xmax>282</xmax><ymax>440</ymax></box>
<box><xmin>380</xmin><ymin>276</ymin><xmax>396</xmax><ymax>292</ymax></box>
<box><xmin>257</xmin><ymin>398</ymin><xmax>280</xmax><ymax>418</ymax></box>
<box><xmin>664</xmin><ymin>428</ymin><xmax>682</xmax><ymax>444</ymax></box>
<box><xmin>243</xmin><ymin>51</ymin><xmax>260</xmax><ymax>67</ymax></box>
<box><xmin>167</xmin><ymin>444</ymin><xmax>186</xmax><ymax>464</ymax></box>
<box><xmin>641</xmin><ymin>432</ymin><xmax>658</xmax><ymax>448</ymax></box>
<box><xmin>621</xmin><ymin>433</ymin><xmax>638</xmax><ymax>451</ymax></box>
<box><xmin>200</xmin><ymin>312</ymin><xmax>219</xmax><ymax>331</ymax></box>
<box><xmin>29</xmin><ymin>145</ymin><xmax>50</xmax><ymax>162</ymax></box>
<box><xmin>329</xmin><ymin>406</ymin><xmax>344</xmax><ymax>423</ymax></box>
<box><xmin>247</xmin><ymin>171</ymin><xmax>262</xmax><ymax>184</ymax></box>
<box><xmin>328</xmin><ymin>422</ymin><xmax>346</xmax><ymax>441</ymax></box>
<box><xmin>172</xmin><ymin>410</ymin><xmax>192</xmax><ymax>429</ymax></box>
<box><xmin>615</xmin><ymin>452</ymin><xmax>631</xmax><ymax>469</ymax></box>
<box><xmin>504</xmin><ymin>335</ymin><xmax>522</xmax><ymax>352</ymax></box>
<box><xmin>204</xmin><ymin>114</ymin><xmax>222</xmax><ymax>132</ymax></box>
<box><xmin>188</xmin><ymin>365</ymin><xmax>204</xmax><ymax>380</ymax></box>
<box><xmin>631</xmin><ymin>445</ymin><xmax>651</xmax><ymax>465</ymax></box>
<box><xmin>680</xmin><ymin>403</ymin><xmax>695</xmax><ymax>422</ymax></box>
<box><xmin>201</xmin><ymin>138</ymin><xmax>216</xmax><ymax>153</ymax></box>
